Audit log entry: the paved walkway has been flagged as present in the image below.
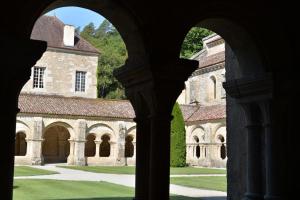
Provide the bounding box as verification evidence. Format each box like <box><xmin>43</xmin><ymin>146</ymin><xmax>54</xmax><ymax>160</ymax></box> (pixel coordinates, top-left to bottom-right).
<box><xmin>15</xmin><ymin>165</ymin><xmax>226</xmax><ymax>200</ymax></box>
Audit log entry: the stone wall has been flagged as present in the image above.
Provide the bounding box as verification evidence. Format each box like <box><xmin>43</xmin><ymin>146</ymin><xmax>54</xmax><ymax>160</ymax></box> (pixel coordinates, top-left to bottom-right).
<box><xmin>21</xmin><ymin>49</ymin><xmax>98</xmax><ymax>98</ymax></box>
<box><xmin>15</xmin><ymin>114</ymin><xmax>136</xmax><ymax>166</ymax></box>
<box><xmin>185</xmin><ymin>119</ymin><xmax>227</xmax><ymax>168</ymax></box>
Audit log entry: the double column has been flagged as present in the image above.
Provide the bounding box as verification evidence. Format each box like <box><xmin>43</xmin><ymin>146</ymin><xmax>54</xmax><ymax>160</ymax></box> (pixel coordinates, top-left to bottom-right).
<box><xmin>224</xmin><ymin>75</ymin><xmax>282</xmax><ymax>200</ymax></box>
<box><xmin>0</xmin><ymin>37</ymin><xmax>46</xmax><ymax>199</ymax></box>
<box><xmin>115</xmin><ymin>59</ymin><xmax>197</xmax><ymax>200</ymax></box>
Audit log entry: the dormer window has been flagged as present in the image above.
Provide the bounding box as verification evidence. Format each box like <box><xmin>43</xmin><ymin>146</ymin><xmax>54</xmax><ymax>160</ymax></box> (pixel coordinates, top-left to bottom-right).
<box><xmin>33</xmin><ymin>66</ymin><xmax>45</xmax><ymax>89</ymax></box>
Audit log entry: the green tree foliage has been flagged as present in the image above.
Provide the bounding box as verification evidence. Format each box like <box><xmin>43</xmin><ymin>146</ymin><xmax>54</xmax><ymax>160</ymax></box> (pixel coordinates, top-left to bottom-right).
<box><xmin>80</xmin><ymin>20</ymin><xmax>127</xmax><ymax>99</ymax></box>
<box><xmin>170</xmin><ymin>102</ymin><xmax>186</xmax><ymax>167</ymax></box>
<box><xmin>180</xmin><ymin>27</ymin><xmax>213</xmax><ymax>59</ymax></box>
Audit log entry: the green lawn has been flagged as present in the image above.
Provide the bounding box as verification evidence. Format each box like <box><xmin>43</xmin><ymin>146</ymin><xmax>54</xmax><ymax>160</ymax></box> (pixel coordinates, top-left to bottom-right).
<box><xmin>170</xmin><ymin>176</ymin><xmax>227</xmax><ymax>191</ymax></box>
<box><xmin>14</xmin><ymin>166</ymin><xmax>58</xmax><ymax>177</ymax></box>
<box><xmin>58</xmin><ymin>166</ymin><xmax>226</xmax><ymax>175</ymax></box>
<box><xmin>13</xmin><ymin>179</ymin><xmax>201</xmax><ymax>200</ymax></box>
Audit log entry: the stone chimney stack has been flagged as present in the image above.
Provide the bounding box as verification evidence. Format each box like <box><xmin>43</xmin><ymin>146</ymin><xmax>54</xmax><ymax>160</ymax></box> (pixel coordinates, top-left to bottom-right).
<box><xmin>63</xmin><ymin>25</ymin><xmax>75</xmax><ymax>46</ymax></box>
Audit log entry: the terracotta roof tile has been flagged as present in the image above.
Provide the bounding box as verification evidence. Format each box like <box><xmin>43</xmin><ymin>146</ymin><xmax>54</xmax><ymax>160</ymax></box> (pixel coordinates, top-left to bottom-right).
<box><xmin>185</xmin><ymin>104</ymin><xmax>226</xmax><ymax>122</ymax></box>
<box><xmin>31</xmin><ymin>15</ymin><xmax>99</xmax><ymax>54</ymax></box>
<box><xmin>18</xmin><ymin>94</ymin><xmax>225</xmax><ymax>122</ymax></box>
<box><xmin>198</xmin><ymin>51</ymin><xmax>225</xmax><ymax>69</ymax></box>
<box><xmin>18</xmin><ymin>94</ymin><xmax>134</xmax><ymax>119</ymax></box>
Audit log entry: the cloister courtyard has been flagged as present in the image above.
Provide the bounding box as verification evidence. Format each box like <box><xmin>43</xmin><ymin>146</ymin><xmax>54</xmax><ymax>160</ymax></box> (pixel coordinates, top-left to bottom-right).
<box><xmin>13</xmin><ymin>165</ymin><xmax>227</xmax><ymax>200</ymax></box>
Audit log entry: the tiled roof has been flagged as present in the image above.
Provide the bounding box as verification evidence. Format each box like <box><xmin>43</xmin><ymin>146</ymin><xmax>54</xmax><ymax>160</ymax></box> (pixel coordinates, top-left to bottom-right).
<box><xmin>18</xmin><ymin>94</ymin><xmax>134</xmax><ymax>119</ymax></box>
<box><xmin>179</xmin><ymin>104</ymin><xmax>199</xmax><ymax>121</ymax></box>
<box><xmin>31</xmin><ymin>15</ymin><xmax>99</xmax><ymax>54</ymax></box>
<box><xmin>184</xmin><ymin>104</ymin><xmax>226</xmax><ymax>122</ymax></box>
<box><xmin>18</xmin><ymin>94</ymin><xmax>225</xmax><ymax>122</ymax></box>
<box><xmin>198</xmin><ymin>51</ymin><xmax>225</xmax><ymax>69</ymax></box>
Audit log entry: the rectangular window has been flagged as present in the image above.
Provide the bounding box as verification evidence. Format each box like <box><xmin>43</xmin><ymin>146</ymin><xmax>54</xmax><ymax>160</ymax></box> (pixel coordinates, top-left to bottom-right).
<box><xmin>75</xmin><ymin>71</ymin><xmax>86</xmax><ymax>92</ymax></box>
<box><xmin>33</xmin><ymin>67</ymin><xmax>45</xmax><ymax>88</ymax></box>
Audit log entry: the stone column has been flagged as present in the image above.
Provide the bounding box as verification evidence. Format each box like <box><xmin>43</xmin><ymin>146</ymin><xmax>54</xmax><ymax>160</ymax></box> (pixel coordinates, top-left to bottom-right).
<box><xmin>115</xmin><ymin>59</ymin><xmax>198</xmax><ymax>200</ymax></box>
<box><xmin>73</xmin><ymin>120</ymin><xmax>86</xmax><ymax>166</ymax></box>
<box><xmin>242</xmin><ymin>103</ymin><xmax>264</xmax><ymax>200</ymax></box>
<box><xmin>29</xmin><ymin>117</ymin><xmax>44</xmax><ymax>165</ymax></box>
<box><xmin>0</xmin><ymin>37</ymin><xmax>46</xmax><ymax>199</ymax></box>
<box><xmin>259</xmin><ymin>101</ymin><xmax>281</xmax><ymax>200</ymax></box>
<box><xmin>133</xmin><ymin>141</ymin><xmax>137</xmax><ymax>158</ymax></box>
<box><xmin>116</xmin><ymin>122</ymin><xmax>126</xmax><ymax>165</ymax></box>
<box><xmin>95</xmin><ymin>141</ymin><xmax>101</xmax><ymax>157</ymax></box>
<box><xmin>68</xmin><ymin>139</ymin><xmax>75</xmax><ymax>164</ymax></box>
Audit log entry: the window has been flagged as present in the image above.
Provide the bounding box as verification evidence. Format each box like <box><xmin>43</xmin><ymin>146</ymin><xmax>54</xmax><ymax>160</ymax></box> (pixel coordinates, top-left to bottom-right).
<box><xmin>75</xmin><ymin>71</ymin><xmax>86</xmax><ymax>92</ymax></box>
<box><xmin>33</xmin><ymin>67</ymin><xmax>45</xmax><ymax>88</ymax></box>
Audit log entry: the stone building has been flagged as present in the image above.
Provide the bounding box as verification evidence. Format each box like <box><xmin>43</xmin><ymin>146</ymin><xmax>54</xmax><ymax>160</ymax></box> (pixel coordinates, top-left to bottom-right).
<box><xmin>15</xmin><ymin>16</ymin><xmax>227</xmax><ymax>168</ymax></box>
<box><xmin>15</xmin><ymin>16</ymin><xmax>137</xmax><ymax>166</ymax></box>
<box><xmin>178</xmin><ymin>34</ymin><xmax>227</xmax><ymax>168</ymax></box>
<box><xmin>2</xmin><ymin>1</ymin><xmax>296</xmax><ymax>199</ymax></box>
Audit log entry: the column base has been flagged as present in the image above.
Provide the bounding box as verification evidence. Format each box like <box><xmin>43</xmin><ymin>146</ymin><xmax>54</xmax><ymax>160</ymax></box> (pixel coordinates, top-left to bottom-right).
<box><xmin>264</xmin><ymin>195</ymin><xmax>281</xmax><ymax>200</ymax></box>
<box><xmin>243</xmin><ymin>192</ymin><xmax>264</xmax><ymax>200</ymax></box>
<box><xmin>31</xmin><ymin>157</ymin><xmax>43</xmax><ymax>165</ymax></box>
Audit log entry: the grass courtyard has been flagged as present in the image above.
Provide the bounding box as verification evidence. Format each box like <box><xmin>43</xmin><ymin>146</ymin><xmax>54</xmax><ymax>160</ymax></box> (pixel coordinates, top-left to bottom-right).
<box><xmin>13</xmin><ymin>166</ymin><xmax>226</xmax><ymax>199</ymax></box>
<box><xmin>58</xmin><ymin>165</ymin><xmax>226</xmax><ymax>175</ymax></box>
<box><xmin>14</xmin><ymin>166</ymin><xmax>58</xmax><ymax>177</ymax></box>
<box><xmin>13</xmin><ymin>179</ymin><xmax>203</xmax><ymax>200</ymax></box>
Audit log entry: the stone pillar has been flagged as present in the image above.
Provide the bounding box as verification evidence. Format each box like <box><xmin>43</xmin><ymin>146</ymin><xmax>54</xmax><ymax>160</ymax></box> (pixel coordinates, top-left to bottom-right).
<box><xmin>0</xmin><ymin>37</ymin><xmax>46</xmax><ymax>199</ymax></box>
<box><xmin>29</xmin><ymin>117</ymin><xmax>44</xmax><ymax>165</ymax></box>
<box><xmin>133</xmin><ymin>141</ymin><xmax>136</xmax><ymax>158</ymax></box>
<box><xmin>68</xmin><ymin>139</ymin><xmax>75</xmax><ymax>164</ymax></box>
<box><xmin>73</xmin><ymin>120</ymin><xmax>86</xmax><ymax>165</ymax></box>
<box><xmin>115</xmin><ymin>59</ymin><xmax>197</xmax><ymax>200</ymax></box>
<box><xmin>259</xmin><ymin>101</ymin><xmax>281</xmax><ymax>200</ymax></box>
<box><xmin>116</xmin><ymin>122</ymin><xmax>126</xmax><ymax>165</ymax></box>
<box><xmin>242</xmin><ymin>103</ymin><xmax>264</xmax><ymax>200</ymax></box>
<box><xmin>94</xmin><ymin>141</ymin><xmax>100</xmax><ymax>157</ymax></box>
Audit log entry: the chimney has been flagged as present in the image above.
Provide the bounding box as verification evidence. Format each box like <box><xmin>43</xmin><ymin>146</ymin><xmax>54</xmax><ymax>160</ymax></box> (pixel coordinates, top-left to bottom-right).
<box><xmin>63</xmin><ymin>25</ymin><xmax>75</xmax><ymax>46</ymax></box>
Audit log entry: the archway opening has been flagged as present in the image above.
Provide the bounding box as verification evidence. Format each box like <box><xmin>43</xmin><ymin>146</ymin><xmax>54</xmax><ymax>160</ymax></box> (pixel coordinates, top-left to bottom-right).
<box><xmin>15</xmin><ymin>132</ymin><xmax>27</xmax><ymax>156</ymax></box>
<box><xmin>218</xmin><ymin>135</ymin><xmax>226</xmax><ymax>160</ymax></box>
<box><xmin>100</xmin><ymin>134</ymin><xmax>110</xmax><ymax>157</ymax></box>
<box><xmin>125</xmin><ymin>135</ymin><xmax>134</xmax><ymax>158</ymax></box>
<box><xmin>42</xmin><ymin>125</ymin><xmax>70</xmax><ymax>163</ymax></box>
<box><xmin>85</xmin><ymin>134</ymin><xmax>96</xmax><ymax>157</ymax></box>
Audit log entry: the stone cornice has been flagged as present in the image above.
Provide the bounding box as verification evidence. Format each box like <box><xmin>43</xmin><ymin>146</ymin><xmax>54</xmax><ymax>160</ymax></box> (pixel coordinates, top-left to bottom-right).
<box><xmin>191</xmin><ymin>63</ymin><xmax>225</xmax><ymax>77</ymax></box>
<box><xmin>223</xmin><ymin>74</ymin><xmax>273</xmax><ymax>102</ymax></box>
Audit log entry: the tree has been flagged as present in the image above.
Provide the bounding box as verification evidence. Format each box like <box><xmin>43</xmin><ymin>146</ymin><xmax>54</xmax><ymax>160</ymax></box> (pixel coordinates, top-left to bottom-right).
<box><xmin>81</xmin><ymin>20</ymin><xmax>127</xmax><ymax>99</ymax></box>
<box><xmin>80</xmin><ymin>22</ymin><xmax>96</xmax><ymax>39</ymax></box>
<box><xmin>170</xmin><ymin>102</ymin><xmax>186</xmax><ymax>167</ymax></box>
<box><xmin>180</xmin><ymin>27</ymin><xmax>213</xmax><ymax>59</ymax></box>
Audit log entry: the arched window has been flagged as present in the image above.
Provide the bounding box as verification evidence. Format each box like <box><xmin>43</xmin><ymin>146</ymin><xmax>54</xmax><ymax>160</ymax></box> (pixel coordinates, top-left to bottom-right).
<box><xmin>193</xmin><ymin>136</ymin><xmax>200</xmax><ymax>159</ymax></box>
<box><xmin>15</xmin><ymin>132</ymin><xmax>27</xmax><ymax>156</ymax></box>
<box><xmin>125</xmin><ymin>135</ymin><xmax>134</xmax><ymax>157</ymax></box>
<box><xmin>218</xmin><ymin>135</ymin><xmax>226</xmax><ymax>159</ymax></box>
<box><xmin>100</xmin><ymin>134</ymin><xmax>110</xmax><ymax>157</ymax></box>
<box><xmin>85</xmin><ymin>134</ymin><xmax>96</xmax><ymax>157</ymax></box>
<box><xmin>210</xmin><ymin>76</ymin><xmax>217</xmax><ymax>99</ymax></box>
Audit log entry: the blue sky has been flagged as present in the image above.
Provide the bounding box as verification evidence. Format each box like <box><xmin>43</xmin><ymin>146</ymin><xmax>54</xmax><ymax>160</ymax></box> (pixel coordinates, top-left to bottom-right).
<box><xmin>46</xmin><ymin>7</ymin><xmax>105</xmax><ymax>30</ymax></box>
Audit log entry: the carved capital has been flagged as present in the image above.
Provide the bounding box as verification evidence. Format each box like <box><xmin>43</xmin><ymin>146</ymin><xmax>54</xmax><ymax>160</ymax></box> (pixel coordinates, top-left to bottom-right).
<box><xmin>223</xmin><ymin>74</ymin><xmax>273</xmax><ymax>102</ymax></box>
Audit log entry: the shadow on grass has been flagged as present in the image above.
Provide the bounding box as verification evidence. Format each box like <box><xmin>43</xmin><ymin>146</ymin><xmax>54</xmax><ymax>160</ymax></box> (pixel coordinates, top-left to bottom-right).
<box><xmin>44</xmin><ymin>196</ymin><xmax>226</xmax><ymax>200</ymax></box>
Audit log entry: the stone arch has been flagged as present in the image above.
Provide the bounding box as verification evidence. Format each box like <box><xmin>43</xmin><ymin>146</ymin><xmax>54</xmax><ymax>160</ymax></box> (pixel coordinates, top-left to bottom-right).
<box><xmin>180</xmin><ymin>18</ymin><xmax>267</xmax><ymax>78</ymax></box>
<box><xmin>190</xmin><ymin>126</ymin><xmax>205</xmax><ymax>143</ymax></box>
<box><xmin>16</xmin><ymin>120</ymin><xmax>31</xmax><ymax>139</ymax></box>
<box><xmin>87</xmin><ymin>123</ymin><xmax>116</xmax><ymax>142</ymax></box>
<box><xmin>15</xmin><ymin>132</ymin><xmax>27</xmax><ymax>156</ymax></box>
<box><xmin>43</xmin><ymin>121</ymin><xmax>75</xmax><ymax>140</ymax></box>
<box><xmin>126</xmin><ymin>126</ymin><xmax>136</xmax><ymax>142</ymax></box>
<box><xmin>99</xmin><ymin>134</ymin><xmax>111</xmax><ymax>157</ymax></box>
<box><xmin>26</xmin><ymin>1</ymin><xmax>147</xmax><ymax>71</ymax></box>
<box><xmin>85</xmin><ymin>133</ymin><xmax>96</xmax><ymax>157</ymax></box>
<box><xmin>214</xmin><ymin>126</ymin><xmax>226</xmax><ymax>143</ymax></box>
<box><xmin>42</xmin><ymin>123</ymin><xmax>72</xmax><ymax>163</ymax></box>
